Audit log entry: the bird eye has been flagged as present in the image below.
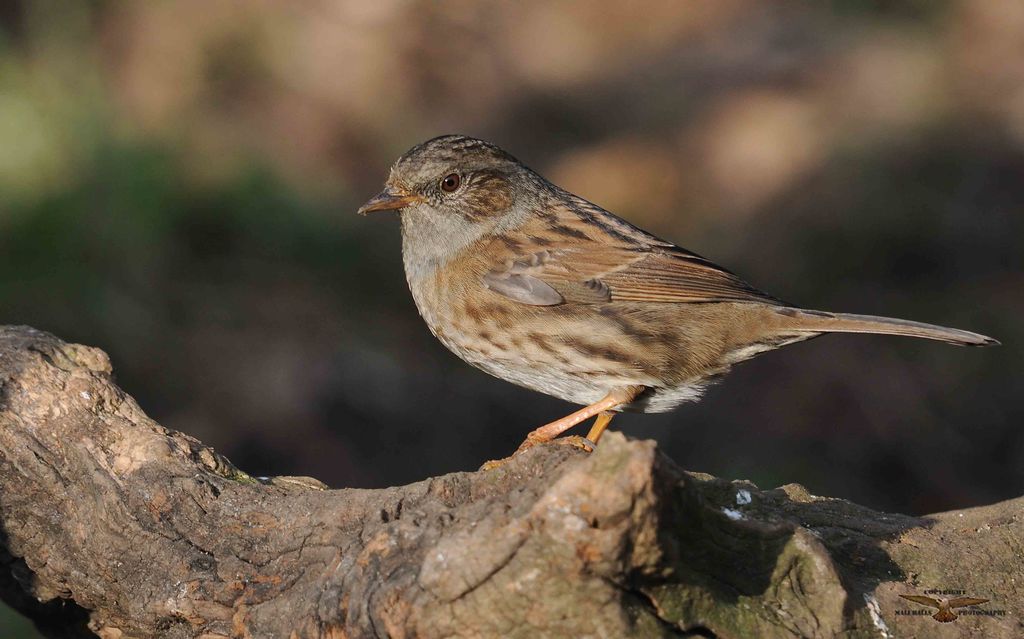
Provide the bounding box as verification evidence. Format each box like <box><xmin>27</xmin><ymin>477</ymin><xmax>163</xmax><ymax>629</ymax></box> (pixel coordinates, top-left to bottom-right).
<box><xmin>440</xmin><ymin>173</ymin><xmax>461</xmax><ymax>192</ymax></box>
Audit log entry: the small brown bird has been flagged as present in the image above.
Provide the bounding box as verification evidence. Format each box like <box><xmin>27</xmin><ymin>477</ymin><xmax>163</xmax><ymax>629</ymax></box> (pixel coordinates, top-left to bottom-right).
<box><xmin>899</xmin><ymin>594</ymin><xmax>990</xmax><ymax>623</ymax></box>
<box><xmin>359</xmin><ymin>135</ymin><xmax>997</xmax><ymax>459</ymax></box>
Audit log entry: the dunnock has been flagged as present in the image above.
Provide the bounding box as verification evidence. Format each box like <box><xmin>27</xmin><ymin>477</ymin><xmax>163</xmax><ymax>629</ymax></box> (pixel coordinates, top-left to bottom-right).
<box><xmin>359</xmin><ymin>135</ymin><xmax>997</xmax><ymax>460</ymax></box>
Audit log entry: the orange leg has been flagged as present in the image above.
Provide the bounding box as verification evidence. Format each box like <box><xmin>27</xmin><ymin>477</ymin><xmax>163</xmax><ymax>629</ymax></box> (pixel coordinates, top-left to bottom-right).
<box><xmin>585</xmin><ymin>411</ymin><xmax>616</xmax><ymax>445</ymax></box>
<box><xmin>515</xmin><ymin>385</ymin><xmax>644</xmax><ymax>453</ymax></box>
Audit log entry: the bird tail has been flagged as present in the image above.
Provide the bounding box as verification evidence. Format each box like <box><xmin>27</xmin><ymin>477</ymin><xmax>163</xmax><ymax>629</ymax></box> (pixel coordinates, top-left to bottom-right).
<box><xmin>773</xmin><ymin>308</ymin><xmax>999</xmax><ymax>347</ymax></box>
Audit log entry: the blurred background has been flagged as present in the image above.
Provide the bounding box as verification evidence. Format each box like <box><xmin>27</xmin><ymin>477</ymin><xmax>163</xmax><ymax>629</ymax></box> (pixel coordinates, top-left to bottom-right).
<box><xmin>0</xmin><ymin>1</ymin><xmax>1022</xmax><ymax>634</ymax></box>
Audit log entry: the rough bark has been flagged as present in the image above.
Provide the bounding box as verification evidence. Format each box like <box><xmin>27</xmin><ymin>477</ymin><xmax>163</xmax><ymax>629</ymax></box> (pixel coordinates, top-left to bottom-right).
<box><xmin>0</xmin><ymin>325</ymin><xmax>1019</xmax><ymax>639</ymax></box>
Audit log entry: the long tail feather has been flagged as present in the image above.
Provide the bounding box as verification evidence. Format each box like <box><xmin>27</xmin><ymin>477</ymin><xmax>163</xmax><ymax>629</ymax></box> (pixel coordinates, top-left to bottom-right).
<box><xmin>775</xmin><ymin>308</ymin><xmax>999</xmax><ymax>347</ymax></box>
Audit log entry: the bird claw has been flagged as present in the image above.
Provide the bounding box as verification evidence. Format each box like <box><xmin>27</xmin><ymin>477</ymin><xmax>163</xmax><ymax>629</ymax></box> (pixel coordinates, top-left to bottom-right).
<box><xmin>558</xmin><ymin>435</ymin><xmax>596</xmax><ymax>452</ymax></box>
<box><xmin>479</xmin><ymin>458</ymin><xmax>508</xmax><ymax>471</ymax></box>
<box><xmin>480</xmin><ymin>435</ymin><xmax>597</xmax><ymax>471</ymax></box>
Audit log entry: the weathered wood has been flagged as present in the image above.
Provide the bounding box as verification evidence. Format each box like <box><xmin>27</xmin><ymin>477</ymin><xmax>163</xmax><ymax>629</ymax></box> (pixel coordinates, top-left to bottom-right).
<box><xmin>0</xmin><ymin>325</ymin><xmax>1019</xmax><ymax>638</ymax></box>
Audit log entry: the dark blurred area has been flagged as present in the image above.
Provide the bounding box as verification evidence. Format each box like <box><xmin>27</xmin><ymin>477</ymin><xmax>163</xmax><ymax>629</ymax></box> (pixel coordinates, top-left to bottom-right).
<box><xmin>0</xmin><ymin>2</ymin><xmax>1022</xmax><ymax>634</ymax></box>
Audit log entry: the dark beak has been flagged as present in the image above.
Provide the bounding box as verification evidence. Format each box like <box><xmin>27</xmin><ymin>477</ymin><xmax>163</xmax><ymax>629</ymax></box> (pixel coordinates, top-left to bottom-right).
<box><xmin>357</xmin><ymin>187</ymin><xmax>423</xmax><ymax>215</ymax></box>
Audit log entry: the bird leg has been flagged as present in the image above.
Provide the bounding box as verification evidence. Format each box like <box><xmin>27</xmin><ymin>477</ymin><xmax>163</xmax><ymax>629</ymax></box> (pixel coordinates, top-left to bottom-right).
<box><xmin>515</xmin><ymin>385</ymin><xmax>643</xmax><ymax>453</ymax></box>
<box><xmin>480</xmin><ymin>386</ymin><xmax>644</xmax><ymax>471</ymax></box>
<box><xmin>585</xmin><ymin>411</ymin><xmax>616</xmax><ymax>445</ymax></box>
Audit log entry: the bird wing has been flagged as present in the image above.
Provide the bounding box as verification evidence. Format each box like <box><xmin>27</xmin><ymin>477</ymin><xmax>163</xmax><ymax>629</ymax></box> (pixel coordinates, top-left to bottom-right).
<box><xmin>949</xmin><ymin>597</ymin><xmax>989</xmax><ymax>608</ymax></box>
<box><xmin>899</xmin><ymin>595</ymin><xmax>941</xmax><ymax>608</ymax></box>
<box><xmin>482</xmin><ymin>199</ymin><xmax>781</xmax><ymax>306</ymax></box>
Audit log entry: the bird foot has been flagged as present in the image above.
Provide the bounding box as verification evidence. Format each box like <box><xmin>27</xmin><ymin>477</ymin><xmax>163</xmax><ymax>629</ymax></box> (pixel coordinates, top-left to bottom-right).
<box><xmin>479</xmin><ymin>458</ymin><xmax>509</xmax><ymax>472</ymax></box>
<box><xmin>480</xmin><ymin>435</ymin><xmax>596</xmax><ymax>471</ymax></box>
<box><xmin>555</xmin><ymin>435</ymin><xmax>596</xmax><ymax>453</ymax></box>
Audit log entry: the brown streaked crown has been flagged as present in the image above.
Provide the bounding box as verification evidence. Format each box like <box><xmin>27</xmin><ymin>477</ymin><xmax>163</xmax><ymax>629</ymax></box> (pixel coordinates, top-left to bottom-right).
<box><xmin>389</xmin><ymin>136</ymin><xmax>518</xmax><ymax>188</ymax></box>
<box><xmin>388</xmin><ymin>135</ymin><xmax>526</xmax><ymax>219</ymax></box>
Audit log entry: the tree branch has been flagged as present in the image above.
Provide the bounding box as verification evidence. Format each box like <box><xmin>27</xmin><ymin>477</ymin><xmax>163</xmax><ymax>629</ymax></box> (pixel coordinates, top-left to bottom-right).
<box><xmin>0</xmin><ymin>326</ymin><xmax>1019</xmax><ymax>638</ymax></box>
